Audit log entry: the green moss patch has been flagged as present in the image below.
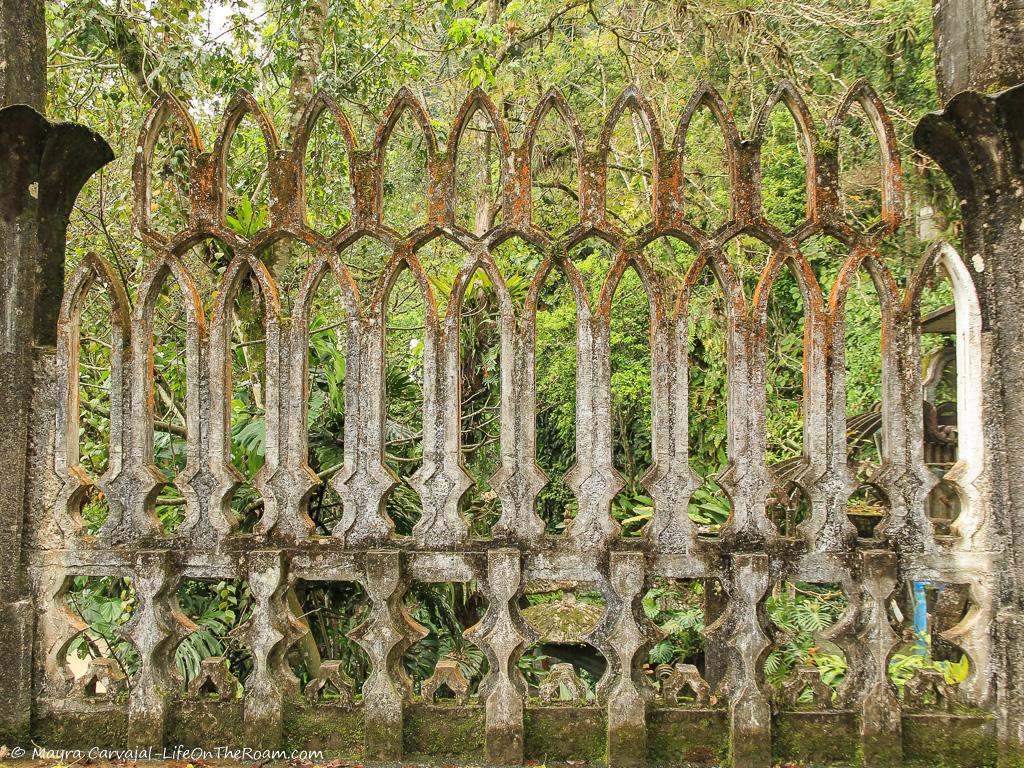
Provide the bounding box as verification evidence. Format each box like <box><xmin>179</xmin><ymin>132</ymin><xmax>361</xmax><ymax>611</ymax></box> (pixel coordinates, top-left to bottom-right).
<box><xmin>33</xmin><ymin>705</ymin><xmax>128</xmax><ymax>749</ymax></box>
<box><xmin>525</xmin><ymin>706</ymin><xmax>607</xmax><ymax>764</ymax></box>
<box><xmin>282</xmin><ymin>703</ymin><xmax>364</xmax><ymax>758</ymax></box>
<box><xmin>647</xmin><ymin>708</ymin><xmax>728</xmax><ymax>766</ymax></box>
<box><xmin>168</xmin><ymin>700</ymin><xmax>244</xmax><ymax>746</ymax></box>
<box><xmin>902</xmin><ymin>712</ymin><xmax>996</xmax><ymax>768</ymax></box>
<box><xmin>403</xmin><ymin>703</ymin><xmax>485</xmax><ymax>760</ymax></box>
<box><xmin>775</xmin><ymin>710</ymin><xmax>858</xmax><ymax>766</ymax></box>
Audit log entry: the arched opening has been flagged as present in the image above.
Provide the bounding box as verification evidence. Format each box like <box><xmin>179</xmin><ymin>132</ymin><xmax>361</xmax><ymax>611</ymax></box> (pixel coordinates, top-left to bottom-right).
<box><xmin>724</xmin><ymin>234</ymin><xmax>772</xmax><ymax>300</ymax></box>
<box><xmin>148</xmin><ymin>112</ymin><xmax>192</xmax><ymax>238</ymax></box>
<box><xmin>227</xmin><ymin>270</ymin><xmax>269</xmax><ymax>532</ymax></box>
<box><xmin>76</xmin><ymin>282</ymin><xmax>113</xmax><ymax>534</ymax></box>
<box><xmin>888</xmin><ymin>579</ymin><xmax>970</xmax><ymax>708</ymax></box>
<box><xmin>225</xmin><ymin>114</ymin><xmax>271</xmax><ymax>237</ymax></box>
<box><xmin>914</xmin><ymin>243</ymin><xmax>983</xmax><ymax>542</ymax></box>
<box><xmin>416</xmin><ymin>234</ymin><xmax>467</xmax><ymax>317</ymax></box>
<box><xmin>918</xmin><ymin>263</ymin><xmax>958</xmax><ymax>534</ymax></box>
<box><xmin>403</xmin><ymin>581</ymin><xmax>488</xmax><ymax>702</ymax></box>
<box><xmin>182</xmin><ymin>238</ymin><xmax>236</xmax><ymax>313</ymax></box>
<box><xmin>521</xmin><ymin>583</ymin><xmax>608</xmax><ymax>705</ymax></box>
<box><xmin>687</xmin><ymin>265</ymin><xmax>731</xmax><ymax>536</ymax></box>
<box><xmin>175</xmin><ymin>578</ymin><xmax>254</xmax><ymax>696</ymax></box>
<box><xmin>604</xmin><ymin>105</ymin><xmax>655</xmax><ymax>231</ymax></box>
<box><xmin>569</xmin><ymin>236</ymin><xmax>616</xmax><ymax>310</ymax></box>
<box><xmin>256</xmin><ymin>238</ymin><xmax>319</xmax><ymax>318</ymax></box>
<box><xmin>458</xmin><ymin>268</ymin><xmax>503</xmax><ymax>537</ymax></box>
<box><xmin>63</xmin><ymin>576</ymin><xmax>137</xmax><ymax>692</ymax></box>
<box><xmin>150</xmin><ymin>275</ymin><xmax>190</xmax><ymax>534</ymax></box>
<box><xmin>837</xmin><ymin>102</ymin><xmax>884</xmax><ymax>233</ymax></box>
<box><xmin>764</xmin><ymin>263</ymin><xmax>808</xmax><ymax>536</ymax></box>
<box><xmin>303</xmin><ymin>108</ymin><xmax>353</xmax><ymax>235</ymax></box>
<box><xmin>454</xmin><ymin>107</ymin><xmax>503</xmax><ymax>235</ymax></box>
<box><xmin>303</xmin><ymin>263</ymin><xmax>351</xmax><ymax>536</ymax></box>
<box><xmin>609</xmin><ymin>265</ymin><xmax>654</xmax><ymax>537</ymax></box>
<box><xmin>342</xmin><ymin>235</ymin><xmax>392</xmax><ymax>307</ymax></box>
<box><xmin>645</xmin><ymin>577</ymin><xmax>722</xmax><ymax>706</ymax></box>
<box><xmin>381</xmin><ymin>108</ymin><xmax>429</xmax><ymax>234</ymax></box>
<box><xmin>382</xmin><ymin>267</ymin><xmax>426</xmax><ymax>536</ymax></box>
<box><xmin>534</xmin><ymin>262</ymin><xmax>579</xmax><ymax>534</ymax></box>
<box><xmin>759</xmin><ymin>104</ymin><xmax>809</xmax><ymax>232</ymax></box>
<box><xmin>530</xmin><ymin>105</ymin><xmax>580</xmax><ymax>233</ymax></box>
<box><xmin>681</xmin><ymin>105</ymin><xmax>731</xmax><ymax>232</ymax></box>
<box><xmin>288</xmin><ymin>579</ymin><xmax>371</xmax><ymax>708</ymax></box>
<box><xmin>843</xmin><ymin>267</ymin><xmax>888</xmax><ymax>537</ymax></box>
<box><xmin>764</xmin><ymin>581</ymin><xmax>849</xmax><ymax>708</ymax></box>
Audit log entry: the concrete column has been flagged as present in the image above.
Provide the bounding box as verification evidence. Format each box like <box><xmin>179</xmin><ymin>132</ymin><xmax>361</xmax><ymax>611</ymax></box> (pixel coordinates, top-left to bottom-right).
<box><xmin>916</xmin><ymin>84</ymin><xmax>1024</xmax><ymax>766</ymax></box>
<box><xmin>932</xmin><ymin>0</ymin><xmax>1024</xmax><ymax>102</ymax></box>
<box><xmin>350</xmin><ymin>550</ymin><xmax>426</xmax><ymax>761</ymax></box>
<box><xmin>0</xmin><ymin>105</ymin><xmax>111</xmax><ymax>742</ymax></box>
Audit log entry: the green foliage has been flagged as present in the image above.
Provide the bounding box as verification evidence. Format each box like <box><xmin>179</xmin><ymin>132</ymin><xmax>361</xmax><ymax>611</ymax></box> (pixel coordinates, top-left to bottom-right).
<box><xmin>292</xmin><ymin>580</ymin><xmax>371</xmax><ymax>690</ymax></box>
<box><xmin>66</xmin><ymin>576</ymin><xmax>138</xmax><ymax>676</ymax></box>
<box><xmin>764</xmin><ymin>584</ymin><xmax>848</xmax><ymax>696</ymax></box>
<box><xmin>644</xmin><ymin>581</ymin><xmax>707</xmax><ymax>667</ymax></box>
<box><xmin>175</xmin><ymin>580</ymin><xmax>254</xmax><ymax>691</ymax></box>
<box><xmin>888</xmin><ymin>636</ymin><xmax>970</xmax><ymax>693</ymax></box>
<box><xmin>688</xmin><ymin>481</ymin><xmax>732</xmax><ymax>528</ymax></box>
<box><xmin>404</xmin><ymin>582</ymin><xmax>487</xmax><ymax>692</ymax></box>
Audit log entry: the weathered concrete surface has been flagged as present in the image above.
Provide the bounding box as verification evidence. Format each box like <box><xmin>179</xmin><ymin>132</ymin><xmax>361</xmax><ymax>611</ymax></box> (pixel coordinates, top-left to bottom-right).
<box><xmin>1</xmin><ymin>81</ymin><xmax>1006</xmax><ymax>768</ymax></box>
<box><xmin>0</xmin><ymin>106</ymin><xmax>111</xmax><ymax>742</ymax></box>
<box><xmin>932</xmin><ymin>0</ymin><xmax>1024</xmax><ymax>103</ymax></box>
<box><xmin>0</xmin><ymin>0</ymin><xmax>45</xmax><ymax>112</ymax></box>
<box><xmin>916</xmin><ymin>83</ymin><xmax>1024</xmax><ymax>767</ymax></box>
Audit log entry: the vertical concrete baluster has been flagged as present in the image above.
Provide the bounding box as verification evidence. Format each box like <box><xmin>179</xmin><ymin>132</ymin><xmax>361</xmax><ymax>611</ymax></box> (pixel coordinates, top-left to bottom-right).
<box><xmin>467</xmin><ymin>548</ymin><xmax>535</xmax><ymax>764</ymax></box>
<box><xmin>242</xmin><ymin>550</ymin><xmax>295</xmax><ymax>748</ymax></box>
<box><xmin>601</xmin><ymin>552</ymin><xmax>660</xmax><ymax>768</ymax></box>
<box><xmin>123</xmin><ymin>551</ymin><xmax>176</xmax><ymax>745</ymax></box>
<box><xmin>725</xmin><ymin>553</ymin><xmax>771</xmax><ymax>768</ymax></box>
<box><xmin>350</xmin><ymin>550</ymin><xmax>426</xmax><ymax>761</ymax></box>
<box><xmin>855</xmin><ymin>550</ymin><xmax>901</xmax><ymax>767</ymax></box>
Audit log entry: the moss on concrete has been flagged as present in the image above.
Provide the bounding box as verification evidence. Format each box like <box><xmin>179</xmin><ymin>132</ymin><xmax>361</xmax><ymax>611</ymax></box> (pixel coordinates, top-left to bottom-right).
<box><xmin>168</xmin><ymin>700</ymin><xmax>244</xmax><ymax>746</ymax></box>
<box><xmin>22</xmin><ymin>698</ymin><xmax>1005</xmax><ymax>768</ymax></box>
<box><xmin>282</xmin><ymin>702</ymin><xmax>364</xmax><ymax>758</ymax></box>
<box><xmin>32</xmin><ymin>707</ymin><xmax>128</xmax><ymax>749</ymax></box>
<box><xmin>775</xmin><ymin>711</ymin><xmax>859</xmax><ymax>766</ymax></box>
<box><xmin>902</xmin><ymin>712</ymin><xmax>997</xmax><ymax>768</ymax></box>
<box><xmin>609</xmin><ymin>720</ymin><xmax>646</xmax><ymax>767</ymax></box>
<box><xmin>647</xmin><ymin>708</ymin><xmax>728</xmax><ymax>766</ymax></box>
<box><xmin>525</xmin><ymin>706</ymin><xmax>607</xmax><ymax>764</ymax></box>
<box><xmin>403</xmin><ymin>702</ymin><xmax>485</xmax><ymax>760</ymax></box>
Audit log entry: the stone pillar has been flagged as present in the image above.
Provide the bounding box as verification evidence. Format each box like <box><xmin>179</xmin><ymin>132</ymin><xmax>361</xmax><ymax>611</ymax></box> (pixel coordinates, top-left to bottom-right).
<box><xmin>603</xmin><ymin>552</ymin><xmax>659</xmax><ymax>768</ymax></box>
<box><xmin>932</xmin><ymin>0</ymin><xmax>1024</xmax><ymax>102</ymax></box>
<box><xmin>915</xmin><ymin>84</ymin><xmax>1024</xmax><ymax>766</ymax></box>
<box><xmin>243</xmin><ymin>551</ymin><xmax>297</xmax><ymax>748</ymax></box>
<box><xmin>853</xmin><ymin>551</ymin><xmax>901</xmax><ymax>768</ymax></box>
<box><xmin>702</xmin><ymin>577</ymin><xmax>729</xmax><ymax>692</ymax></box>
<box><xmin>0</xmin><ymin>0</ymin><xmax>45</xmax><ymax>112</ymax></box>
<box><xmin>0</xmin><ymin>105</ymin><xmax>112</xmax><ymax>742</ymax></box>
<box><xmin>466</xmin><ymin>549</ymin><xmax>534</xmax><ymax>765</ymax></box>
<box><xmin>125</xmin><ymin>551</ymin><xmax>176</xmax><ymax>746</ymax></box>
<box><xmin>723</xmin><ymin>554</ymin><xmax>771</xmax><ymax>768</ymax></box>
<box><xmin>350</xmin><ymin>550</ymin><xmax>425</xmax><ymax>761</ymax></box>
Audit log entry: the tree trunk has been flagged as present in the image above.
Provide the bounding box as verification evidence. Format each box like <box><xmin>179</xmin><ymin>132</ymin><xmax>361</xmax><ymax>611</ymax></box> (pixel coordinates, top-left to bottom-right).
<box><xmin>287</xmin><ymin>0</ymin><xmax>330</xmax><ymax>143</ymax></box>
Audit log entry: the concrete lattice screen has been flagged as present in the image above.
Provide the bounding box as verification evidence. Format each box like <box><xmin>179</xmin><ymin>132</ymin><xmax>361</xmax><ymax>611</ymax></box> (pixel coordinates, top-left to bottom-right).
<box><xmin>29</xmin><ymin>82</ymin><xmax>996</xmax><ymax>767</ymax></box>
